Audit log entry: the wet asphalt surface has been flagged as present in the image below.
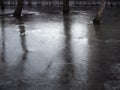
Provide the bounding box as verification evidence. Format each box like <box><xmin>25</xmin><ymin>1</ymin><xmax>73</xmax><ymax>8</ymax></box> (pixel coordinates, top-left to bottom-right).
<box><xmin>0</xmin><ymin>6</ymin><xmax>120</xmax><ymax>90</ymax></box>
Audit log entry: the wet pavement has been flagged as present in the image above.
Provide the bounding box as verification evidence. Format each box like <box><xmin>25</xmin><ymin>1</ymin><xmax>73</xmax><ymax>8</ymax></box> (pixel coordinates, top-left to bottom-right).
<box><xmin>0</xmin><ymin>6</ymin><xmax>120</xmax><ymax>90</ymax></box>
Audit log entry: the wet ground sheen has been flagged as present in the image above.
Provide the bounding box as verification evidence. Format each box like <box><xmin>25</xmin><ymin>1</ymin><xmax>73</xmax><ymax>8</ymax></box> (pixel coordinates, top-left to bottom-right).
<box><xmin>0</xmin><ymin>6</ymin><xmax>120</xmax><ymax>90</ymax></box>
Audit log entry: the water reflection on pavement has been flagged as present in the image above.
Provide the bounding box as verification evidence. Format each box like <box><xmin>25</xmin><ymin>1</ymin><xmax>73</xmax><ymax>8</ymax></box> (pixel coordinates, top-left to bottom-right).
<box><xmin>0</xmin><ymin>7</ymin><xmax>120</xmax><ymax>90</ymax></box>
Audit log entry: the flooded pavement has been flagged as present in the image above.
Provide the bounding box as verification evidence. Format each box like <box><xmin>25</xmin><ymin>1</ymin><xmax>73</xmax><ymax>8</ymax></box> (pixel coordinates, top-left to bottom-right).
<box><xmin>0</xmin><ymin>6</ymin><xmax>120</xmax><ymax>90</ymax></box>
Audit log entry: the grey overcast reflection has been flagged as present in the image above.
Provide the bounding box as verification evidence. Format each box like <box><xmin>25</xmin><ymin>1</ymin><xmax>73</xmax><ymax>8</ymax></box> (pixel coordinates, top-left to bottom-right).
<box><xmin>0</xmin><ymin>0</ymin><xmax>120</xmax><ymax>90</ymax></box>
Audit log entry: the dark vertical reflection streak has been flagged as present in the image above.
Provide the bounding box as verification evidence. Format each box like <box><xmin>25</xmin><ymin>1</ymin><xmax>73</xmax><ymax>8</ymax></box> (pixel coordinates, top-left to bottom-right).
<box><xmin>1</xmin><ymin>10</ymin><xmax>6</xmax><ymax>63</ymax></box>
<box><xmin>94</xmin><ymin>24</ymin><xmax>104</xmax><ymax>40</ymax></box>
<box><xmin>87</xmin><ymin>24</ymin><xmax>109</xmax><ymax>90</ymax></box>
<box><xmin>18</xmin><ymin>18</ymin><xmax>28</xmax><ymax>62</ymax></box>
<box><xmin>16</xmin><ymin>18</ymin><xmax>28</xmax><ymax>89</ymax></box>
<box><xmin>59</xmin><ymin>14</ymin><xmax>75</xmax><ymax>90</ymax></box>
<box><xmin>0</xmin><ymin>11</ymin><xmax>7</xmax><ymax>90</ymax></box>
<box><xmin>18</xmin><ymin>19</ymin><xmax>28</xmax><ymax>52</ymax></box>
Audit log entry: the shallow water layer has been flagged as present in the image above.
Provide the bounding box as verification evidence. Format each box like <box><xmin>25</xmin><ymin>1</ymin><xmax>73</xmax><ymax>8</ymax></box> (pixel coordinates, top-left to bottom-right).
<box><xmin>0</xmin><ymin>6</ymin><xmax>120</xmax><ymax>90</ymax></box>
